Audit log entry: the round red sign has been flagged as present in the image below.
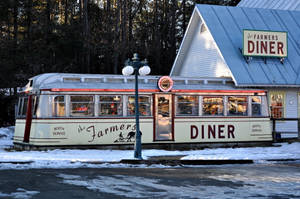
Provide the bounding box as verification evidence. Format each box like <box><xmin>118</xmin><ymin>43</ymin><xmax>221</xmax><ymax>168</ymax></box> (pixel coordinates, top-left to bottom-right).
<box><xmin>158</xmin><ymin>76</ymin><xmax>173</xmax><ymax>92</ymax></box>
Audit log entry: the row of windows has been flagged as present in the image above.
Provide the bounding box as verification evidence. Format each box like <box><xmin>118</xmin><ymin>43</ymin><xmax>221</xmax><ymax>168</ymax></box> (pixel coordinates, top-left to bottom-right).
<box><xmin>53</xmin><ymin>95</ymin><xmax>152</xmax><ymax>117</ymax></box>
<box><xmin>17</xmin><ymin>96</ymin><xmax>39</xmax><ymax>117</ymax></box>
<box><xmin>176</xmin><ymin>96</ymin><xmax>264</xmax><ymax>116</ymax></box>
<box><xmin>17</xmin><ymin>94</ymin><xmax>266</xmax><ymax>118</ymax></box>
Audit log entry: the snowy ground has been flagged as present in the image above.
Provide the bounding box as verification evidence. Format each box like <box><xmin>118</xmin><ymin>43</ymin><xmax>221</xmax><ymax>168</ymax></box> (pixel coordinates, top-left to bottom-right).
<box><xmin>0</xmin><ymin>127</ymin><xmax>300</xmax><ymax>169</ymax></box>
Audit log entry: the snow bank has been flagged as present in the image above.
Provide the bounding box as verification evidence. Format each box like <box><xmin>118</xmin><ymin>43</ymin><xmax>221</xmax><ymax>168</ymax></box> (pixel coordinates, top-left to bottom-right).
<box><xmin>0</xmin><ymin>126</ymin><xmax>14</xmax><ymax>149</ymax></box>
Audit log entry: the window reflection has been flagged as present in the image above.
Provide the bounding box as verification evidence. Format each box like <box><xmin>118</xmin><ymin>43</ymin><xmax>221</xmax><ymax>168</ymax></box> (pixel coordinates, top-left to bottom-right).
<box><xmin>99</xmin><ymin>95</ymin><xmax>122</xmax><ymax>116</ymax></box>
<box><xmin>203</xmin><ymin>97</ymin><xmax>224</xmax><ymax>116</ymax></box>
<box><xmin>176</xmin><ymin>95</ymin><xmax>198</xmax><ymax>116</ymax></box>
<box><xmin>228</xmin><ymin>96</ymin><xmax>247</xmax><ymax>116</ymax></box>
<box><xmin>70</xmin><ymin>96</ymin><xmax>94</xmax><ymax>116</ymax></box>
<box><xmin>33</xmin><ymin>96</ymin><xmax>39</xmax><ymax>116</ymax></box>
<box><xmin>252</xmin><ymin>96</ymin><xmax>261</xmax><ymax>116</ymax></box>
<box><xmin>53</xmin><ymin>96</ymin><xmax>65</xmax><ymax>117</ymax></box>
<box><xmin>17</xmin><ymin>97</ymin><xmax>28</xmax><ymax>118</ymax></box>
<box><xmin>270</xmin><ymin>93</ymin><xmax>284</xmax><ymax>118</ymax></box>
<box><xmin>128</xmin><ymin>96</ymin><xmax>151</xmax><ymax>116</ymax></box>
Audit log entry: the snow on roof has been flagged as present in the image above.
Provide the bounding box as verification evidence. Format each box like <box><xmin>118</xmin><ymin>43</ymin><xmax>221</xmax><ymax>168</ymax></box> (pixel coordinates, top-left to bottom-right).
<box><xmin>171</xmin><ymin>4</ymin><xmax>300</xmax><ymax>87</ymax></box>
<box><xmin>238</xmin><ymin>0</ymin><xmax>300</xmax><ymax>11</ymax></box>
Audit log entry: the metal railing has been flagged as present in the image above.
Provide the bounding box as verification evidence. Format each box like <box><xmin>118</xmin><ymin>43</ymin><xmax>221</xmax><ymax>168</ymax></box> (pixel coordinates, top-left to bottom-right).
<box><xmin>271</xmin><ymin>117</ymin><xmax>300</xmax><ymax>142</ymax></box>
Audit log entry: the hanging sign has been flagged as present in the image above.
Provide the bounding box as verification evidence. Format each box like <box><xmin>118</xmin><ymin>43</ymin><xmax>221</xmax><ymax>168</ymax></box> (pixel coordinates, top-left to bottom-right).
<box><xmin>243</xmin><ymin>30</ymin><xmax>287</xmax><ymax>58</ymax></box>
<box><xmin>158</xmin><ymin>76</ymin><xmax>173</xmax><ymax>92</ymax></box>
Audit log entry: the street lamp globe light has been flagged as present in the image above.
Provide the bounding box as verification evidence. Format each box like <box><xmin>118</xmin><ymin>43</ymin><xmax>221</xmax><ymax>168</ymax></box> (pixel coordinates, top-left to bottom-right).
<box><xmin>122</xmin><ymin>53</ymin><xmax>150</xmax><ymax>160</ymax></box>
<box><xmin>122</xmin><ymin>65</ymin><xmax>134</xmax><ymax>76</ymax></box>
<box><xmin>139</xmin><ymin>64</ymin><xmax>151</xmax><ymax>76</ymax></box>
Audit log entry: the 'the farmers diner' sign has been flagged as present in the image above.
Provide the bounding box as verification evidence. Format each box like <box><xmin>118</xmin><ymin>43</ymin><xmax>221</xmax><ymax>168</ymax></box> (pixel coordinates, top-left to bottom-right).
<box><xmin>243</xmin><ymin>30</ymin><xmax>287</xmax><ymax>58</ymax></box>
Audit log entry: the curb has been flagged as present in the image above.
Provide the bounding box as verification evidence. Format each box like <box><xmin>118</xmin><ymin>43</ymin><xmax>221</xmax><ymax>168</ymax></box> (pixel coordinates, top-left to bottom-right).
<box><xmin>0</xmin><ymin>161</ymin><xmax>34</xmax><ymax>164</ymax></box>
<box><xmin>180</xmin><ymin>159</ymin><xmax>254</xmax><ymax>165</ymax></box>
<box><xmin>120</xmin><ymin>159</ymin><xmax>254</xmax><ymax>165</ymax></box>
<box><xmin>1</xmin><ymin>159</ymin><xmax>299</xmax><ymax>166</ymax></box>
<box><xmin>266</xmin><ymin>158</ymin><xmax>300</xmax><ymax>162</ymax></box>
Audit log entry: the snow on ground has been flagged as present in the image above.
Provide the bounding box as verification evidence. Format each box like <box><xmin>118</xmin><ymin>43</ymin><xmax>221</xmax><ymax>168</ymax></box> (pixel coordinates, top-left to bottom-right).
<box><xmin>0</xmin><ymin>188</ymin><xmax>39</xmax><ymax>199</ymax></box>
<box><xmin>57</xmin><ymin>172</ymin><xmax>300</xmax><ymax>199</ymax></box>
<box><xmin>0</xmin><ymin>126</ymin><xmax>14</xmax><ymax>149</ymax></box>
<box><xmin>0</xmin><ymin>127</ymin><xmax>300</xmax><ymax>169</ymax></box>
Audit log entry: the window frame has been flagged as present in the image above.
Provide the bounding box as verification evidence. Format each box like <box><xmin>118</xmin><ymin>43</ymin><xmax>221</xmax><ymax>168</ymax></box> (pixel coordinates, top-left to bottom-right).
<box><xmin>269</xmin><ymin>91</ymin><xmax>285</xmax><ymax>118</ymax></box>
<box><xmin>175</xmin><ymin>95</ymin><xmax>199</xmax><ymax>116</ymax></box>
<box><xmin>227</xmin><ymin>96</ymin><xmax>248</xmax><ymax>116</ymax></box>
<box><xmin>70</xmin><ymin>95</ymin><xmax>95</xmax><ymax>117</ymax></box>
<box><xmin>251</xmin><ymin>96</ymin><xmax>262</xmax><ymax>116</ymax></box>
<box><xmin>53</xmin><ymin>95</ymin><xmax>66</xmax><ymax>117</ymax></box>
<box><xmin>202</xmin><ymin>96</ymin><xmax>224</xmax><ymax>116</ymax></box>
<box><xmin>16</xmin><ymin>97</ymin><xmax>27</xmax><ymax>118</ymax></box>
<box><xmin>98</xmin><ymin>95</ymin><xmax>123</xmax><ymax>117</ymax></box>
<box><xmin>127</xmin><ymin>95</ymin><xmax>152</xmax><ymax>117</ymax></box>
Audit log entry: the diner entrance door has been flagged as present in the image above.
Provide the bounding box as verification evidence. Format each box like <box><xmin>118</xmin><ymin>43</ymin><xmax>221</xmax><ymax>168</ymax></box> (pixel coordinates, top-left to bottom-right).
<box><xmin>154</xmin><ymin>94</ymin><xmax>173</xmax><ymax>141</ymax></box>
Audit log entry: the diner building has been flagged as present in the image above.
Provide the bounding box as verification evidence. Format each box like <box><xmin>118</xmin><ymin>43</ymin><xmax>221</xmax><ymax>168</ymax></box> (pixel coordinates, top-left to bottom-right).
<box><xmin>170</xmin><ymin>1</ymin><xmax>300</xmax><ymax>138</ymax></box>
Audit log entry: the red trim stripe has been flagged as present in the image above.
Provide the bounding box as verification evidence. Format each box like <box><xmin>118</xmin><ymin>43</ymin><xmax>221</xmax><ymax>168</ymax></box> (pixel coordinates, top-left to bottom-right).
<box><xmin>171</xmin><ymin>89</ymin><xmax>266</xmax><ymax>93</ymax></box>
<box><xmin>40</xmin><ymin>88</ymin><xmax>266</xmax><ymax>94</ymax></box>
<box><xmin>45</xmin><ymin>88</ymin><xmax>160</xmax><ymax>92</ymax></box>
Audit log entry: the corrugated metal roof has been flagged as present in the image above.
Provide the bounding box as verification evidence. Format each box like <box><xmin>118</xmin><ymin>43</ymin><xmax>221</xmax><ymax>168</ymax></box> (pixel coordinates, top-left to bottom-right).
<box><xmin>194</xmin><ymin>4</ymin><xmax>300</xmax><ymax>87</ymax></box>
<box><xmin>238</xmin><ymin>0</ymin><xmax>300</xmax><ymax>11</ymax></box>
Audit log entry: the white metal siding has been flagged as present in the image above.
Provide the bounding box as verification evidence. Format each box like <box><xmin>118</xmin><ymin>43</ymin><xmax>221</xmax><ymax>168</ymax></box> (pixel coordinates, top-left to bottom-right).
<box><xmin>276</xmin><ymin>92</ymin><xmax>298</xmax><ymax>138</ymax></box>
<box><xmin>179</xmin><ymin>22</ymin><xmax>231</xmax><ymax>78</ymax></box>
<box><xmin>286</xmin><ymin>92</ymin><xmax>298</xmax><ymax>118</ymax></box>
<box><xmin>170</xmin><ymin>11</ymin><xmax>202</xmax><ymax>76</ymax></box>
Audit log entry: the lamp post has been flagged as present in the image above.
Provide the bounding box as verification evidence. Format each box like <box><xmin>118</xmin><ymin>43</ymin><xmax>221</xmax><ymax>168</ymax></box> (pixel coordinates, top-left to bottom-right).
<box><xmin>122</xmin><ymin>53</ymin><xmax>151</xmax><ymax>159</ymax></box>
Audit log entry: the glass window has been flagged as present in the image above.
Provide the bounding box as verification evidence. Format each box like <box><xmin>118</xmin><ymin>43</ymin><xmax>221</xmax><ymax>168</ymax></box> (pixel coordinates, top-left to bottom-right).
<box><xmin>99</xmin><ymin>95</ymin><xmax>122</xmax><ymax>116</ymax></box>
<box><xmin>22</xmin><ymin>97</ymin><xmax>28</xmax><ymax>116</ymax></box>
<box><xmin>17</xmin><ymin>97</ymin><xmax>27</xmax><ymax>117</ymax></box>
<box><xmin>202</xmin><ymin>97</ymin><xmax>224</xmax><ymax>116</ymax></box>
<box><xmin>53</xmin><ymin>96</ymin><xmax>65</xmax><ymax>117</ymax></box>
<box><xmin>251</xmin><ymin>96</ymin><xmax>261</xmax><ymax>116</ymax></box>
<box><xmin>228</xmin><ymin>96</ymin><xmax>248</xmax><ymax>116</ymax></box>
<box><xmin>17</xmin><ymin>97</ymin><xmax>23</xmax><ymax>116</ymax></box>
<box><xmin>70</xmin><ymin>96</ymin><xmax>94</xmax><ymax>117</ymax></box>
<box><xmin>33</xmin><ymin>96</ymin><xmax>39</xmax><ymax>116</ymax></box>
<box><xmin>270</xmin><ymin>93</ymin><xmax>284</xmax><ymax>118</ymax></box>
<box><xmin>128</xmin><ymin>96</ymin><xmax>151</xmax><ymax>116</ymax></box>
<box><xmin>176</xmin><ymin>95</ymin><xmax>199</xmax><ymax>116</ymax></box>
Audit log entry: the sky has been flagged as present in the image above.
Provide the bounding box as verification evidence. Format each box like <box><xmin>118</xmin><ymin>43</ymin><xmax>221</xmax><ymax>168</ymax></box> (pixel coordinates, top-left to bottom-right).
<box><xmin>0</xmin><ymin>126</ymin><xmax>300</xmax><ymax>169</ymax></box>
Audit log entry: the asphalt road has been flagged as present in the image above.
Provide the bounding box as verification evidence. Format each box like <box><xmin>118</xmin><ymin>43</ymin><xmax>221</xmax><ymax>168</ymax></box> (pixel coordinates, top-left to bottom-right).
<box><xmin>0</xmin><ymin>162</ymin><xmax>299</xmax><ymax>199</ymax></box>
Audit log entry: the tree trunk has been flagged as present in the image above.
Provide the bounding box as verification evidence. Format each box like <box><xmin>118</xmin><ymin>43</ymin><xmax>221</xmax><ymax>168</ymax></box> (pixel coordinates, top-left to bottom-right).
<box><xmin>113</xmin><ymin>0</ymin><xmax>121</xmax><ymax>74</ymax></box>
<box><xmin>64</xmin><ymin>0</ymin><xmax>68</xmax><ymax>24</ymax></box>
<box><xmin>83</xmin><ymin>0</ymin><xmax>90</xmax><ymax>73</ymax></box>
<box><xmin>46</xmin><ymin>0</ymin><xmax>51</xmax><ymax>43</ymax></box>
<box><xmin>182</xmin><ymin>0</ymin><xmax>186</xmax><ymax>31</ymax></box>
<box><xmin>13</xmin><ymin>0</ymin><xmax>18</xmax><ymax>43</ymax></box>
<box><xmin>26</xmin><ymin>0</ymin><xmax>32</xmax><ymax>40</ymax></box>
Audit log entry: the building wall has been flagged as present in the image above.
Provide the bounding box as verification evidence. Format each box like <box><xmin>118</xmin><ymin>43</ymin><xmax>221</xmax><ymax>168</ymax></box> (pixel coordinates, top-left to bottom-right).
<box><xmin>268</xmin><ymin>89</ymin><xmax>299</xmax><ymax>138</ymax></box>
<box><xmin>171</xmin><ymin>10</ymin><xmax>231</xmax><ymax>78</ymax></box>
<box><xmin>179</xmin><ymin>21</ymin><xmax>231</xmax><ymax>78</ymax></box>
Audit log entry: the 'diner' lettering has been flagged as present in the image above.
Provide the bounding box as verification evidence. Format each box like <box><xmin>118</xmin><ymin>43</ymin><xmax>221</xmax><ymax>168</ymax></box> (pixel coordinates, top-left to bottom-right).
<box><xmin>190</xmin><ymin>124</ymin><xmax>235</xmax><ymax>140</ymax></box>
